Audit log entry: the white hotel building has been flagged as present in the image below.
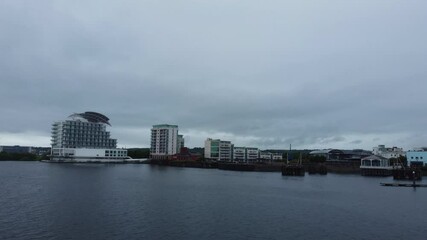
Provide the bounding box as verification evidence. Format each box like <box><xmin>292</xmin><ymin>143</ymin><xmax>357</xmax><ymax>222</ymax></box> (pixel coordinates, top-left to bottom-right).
<box><xmin>150</xmin><ymin>124</ymin><xmax>179</xmax><ymax>159</ymax></box>
<box><xmin>50</xmin><ymin>112</ymin><xmax>128</xmax><ymax>162</ymax></box>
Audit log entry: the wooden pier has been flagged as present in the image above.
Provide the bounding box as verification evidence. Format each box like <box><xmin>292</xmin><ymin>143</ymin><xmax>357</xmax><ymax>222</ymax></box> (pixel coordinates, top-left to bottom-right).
<box><xmin>361</xmin><ymin>168</ymin><xmax>392</xmax><ymax>177</ymax></box>
<box><xmin>218</xmin><ymin>162</ymin><xmax>255</xmax><ymax>171</ymax></box>
<box><xmin>392</xmin><ymin>168</ymin><xmax>422</xmax><ymax>181</ymax></box>
<box><xmin>380</xmin><ymin>183</ymin><xmax>427</xmax><ymax>187</ymax></box>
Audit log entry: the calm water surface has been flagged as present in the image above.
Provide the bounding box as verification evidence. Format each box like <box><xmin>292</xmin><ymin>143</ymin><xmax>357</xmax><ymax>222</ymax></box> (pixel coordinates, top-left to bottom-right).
<box><xmin>0</xmin><ymin>161</ymin><xmax>426</xmax><ymax>240</ymax></box>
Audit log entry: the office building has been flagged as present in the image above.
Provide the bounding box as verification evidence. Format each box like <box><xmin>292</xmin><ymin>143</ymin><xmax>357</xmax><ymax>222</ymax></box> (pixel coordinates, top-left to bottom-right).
<box><xmin>204</xmin><ymin>138</ymin><xmax>232</xmax><ymax>161</ymax></box>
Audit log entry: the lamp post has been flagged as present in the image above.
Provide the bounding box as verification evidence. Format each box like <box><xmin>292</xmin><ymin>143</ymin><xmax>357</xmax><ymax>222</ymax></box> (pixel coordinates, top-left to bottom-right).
<box><xmin>412</xmin><ymin>170</ymin><xmax>416</xmax><ymax>187</ymax></box>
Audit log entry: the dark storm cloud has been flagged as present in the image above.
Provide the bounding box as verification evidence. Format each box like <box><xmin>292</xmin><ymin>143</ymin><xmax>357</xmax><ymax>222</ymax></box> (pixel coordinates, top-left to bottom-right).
<box><xmin>1</xmin><ymin>0</ymin><xmax>426</xmax><ymax>149</ymax></box>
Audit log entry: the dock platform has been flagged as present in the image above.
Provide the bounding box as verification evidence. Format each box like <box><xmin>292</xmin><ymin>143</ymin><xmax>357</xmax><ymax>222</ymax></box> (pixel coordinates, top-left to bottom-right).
<box><xmin>380</xmin><ymin>183</ymin><xmax>427</xmax><ymax>187</ymax></box>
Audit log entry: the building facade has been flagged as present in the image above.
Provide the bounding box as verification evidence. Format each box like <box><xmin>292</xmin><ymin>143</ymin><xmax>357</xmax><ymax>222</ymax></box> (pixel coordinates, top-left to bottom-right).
<box><xmin>0</xmin><ymin>145</ymin><xmax>32</xmax><ymax>154</ymax></box>
<box><xmin>233</xmin><ymin>147</ymin><xmax>246</xmax><ymax>161</ymax></box>
<box><xmin>150</xmin><ymin>124</ymin><xmax>179</xmax><ymax>159</ymax></box>
<box><xmin>406</xmin><ymin>148</ymin><xmax>427</xmax><ymax>166</ymax></box>
<box><xmin>272</xmin><ymin>153</ymin><xmax>283</xmax><ymax>160</ymax></box>
<box><xmin>360</xmin><ymin>155</ymin><xmax>393</xmax><ymax>176</ymax></box>
<box><xmin>246</xmin><ymin>148</ymin><xmax>259</xmax><ymax>161</ymax></box>
<box><xmin>309</xmin><ymin>149</ymin><xmax>371</xmax><ymax>161</ymax></box>
<box><xmin>260</xmin><ymin>151</ymin><xmax>272</xmax><ymax>160</ymax></box>
<box><xmin>177</xmin><ymin>135</ymin><xmax>184</xmax><ymax>152</ymax></box>
<box><xmin>51</xmin><ymin>115</ymin><xmax>116</xmax><ymax>149</ymax></box>
<box><xmin>50</xmin><ymin>112</ymin><xmax>127</xmax><ymax>162</ymax></box>
<box><xmin>372</xmin><ymin>145</ymin><xmax>405</xmax><ymax>159</ymax></box>
<box><xmin>204</xmin><ymin>138</ymin><xmax>232</xmax><ymax>161</ymax></box>
<box><xmin>232</xmin><ymin>147</ymin><xmax>259</xmax><ymax>162</ymax></box>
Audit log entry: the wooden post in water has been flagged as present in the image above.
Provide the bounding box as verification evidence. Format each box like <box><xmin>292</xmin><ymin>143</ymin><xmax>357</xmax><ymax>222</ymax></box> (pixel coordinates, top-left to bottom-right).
<box><xmin>413</xmin><ymin>171</ymin><xmax>416</xmax><ymax>187</ymax></box>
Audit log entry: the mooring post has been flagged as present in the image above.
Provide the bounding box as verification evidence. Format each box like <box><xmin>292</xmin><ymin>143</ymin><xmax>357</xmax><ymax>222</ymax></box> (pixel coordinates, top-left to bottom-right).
<box><xmin>412</xmin><ymin>171</ymin><xmax>416</xmax><ymax>187</ymax></box>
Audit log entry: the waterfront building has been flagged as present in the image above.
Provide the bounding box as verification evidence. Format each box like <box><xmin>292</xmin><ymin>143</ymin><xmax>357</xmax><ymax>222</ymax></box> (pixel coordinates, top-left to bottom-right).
<box><xmin>361</xmin><ymin>155</ymin><xmax>391</xmax><ymax>168</ymax></box>
<box><xmin>233</xmin><ymin>147</ymin><xmax>246</xmax><ymax>162</ymax></box>
<box><xmin>0</xmin><ymin>145</ymin><xmax>32</xmax><ymax>154</ymax></box>
<box><xmin>0</xmin><ymin>146</ymin><xmax>51</xmax><ymax>156</ymax></box>
<box><xmin>372</xmin><ymin>145</ymin><xmax>405</xmax><ymax>159</ymax></box>
<box><xmin>171</xmin><ymin>147</ymin><xmax>200</xmax><ymax>161</ymax></box>
<box><xmin>232</xmin><ymin>147</ymin><xmax>259</xmax><ymax>162</ymax></box>
<box><xmin>246</xmin><ymin>148</ymin><xmax>259</xmax><ymax>161</ymax></box>
<box><xmin>406</xmin><ymin>148</ymin><xmax>427</xmax><ymax>166</ymax></box>
<box><xmin>150</xmin><ymin>124</ymin><xmax>179</xmax><ymax>159</ymax></box>
<box><xmin>272</xmin><ymin>153</ymin><xmax>283</xmax><ymax>161</ymax></box>
<box><xmin>309</xmin><ymin>149</ymin><xmax>371</xmax><ymax>161</ymax></box>
<box><xmin>177</xmin><ymin>135</ymin><xmax>184</xmax><ymax>152</ymax></box>
<box><xmin>260</xmin><ymin>151</ymin><xmax>273</xmax><ymax>160</ymax></box>
<box><xmin>204</xmin><ymin>138</ymin><xmax>232</xmax><ymax>161</ymax></box>
<box><xmin>50</xmin><ymin>112</ymin><xmax>128</xmax><ymax>162</ymax></box>
<box><xmin>360</xmin><ymin>155</ymin><xmax>393</xmax><ymax>176</ymax></box>
<box><xmin>31</xmin><ymin>147</ymin><xmax>51</xmax><ymax>156</ymax></box>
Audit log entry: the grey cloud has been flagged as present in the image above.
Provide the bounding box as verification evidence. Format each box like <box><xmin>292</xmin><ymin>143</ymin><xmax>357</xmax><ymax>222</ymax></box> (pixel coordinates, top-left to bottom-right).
<box><xmin>1</xmin><ymin>1</ymin><xmax>427</xmax><ymax>150</ymax></box>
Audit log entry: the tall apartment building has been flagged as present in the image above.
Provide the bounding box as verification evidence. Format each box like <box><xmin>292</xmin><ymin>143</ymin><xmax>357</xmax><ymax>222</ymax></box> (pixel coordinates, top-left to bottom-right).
<box><xmin>204</xmin><ymin>138</ymin><xmax>232</xmax><ymax>161</ymax></box>
<box><xmin>50</xmin><ymin>112</ymin><xmax>127</xmax><ymax>162</ymax></box>
<box><xmin>150</xmin><ymin>124</ymin><xmax>179</xmax><ymax>159</ymax></box>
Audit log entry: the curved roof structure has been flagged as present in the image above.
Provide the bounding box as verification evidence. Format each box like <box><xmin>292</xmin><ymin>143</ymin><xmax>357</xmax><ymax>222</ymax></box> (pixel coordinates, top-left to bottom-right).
<box><xmin>69</xmin><ymin>111</ymin><xmax>111</xmax><ymax>126</ymax></box>
<box><xmin>309</xmin><ymin>149</ymin><xmax>344</xmax><ymax>155</ymax></box>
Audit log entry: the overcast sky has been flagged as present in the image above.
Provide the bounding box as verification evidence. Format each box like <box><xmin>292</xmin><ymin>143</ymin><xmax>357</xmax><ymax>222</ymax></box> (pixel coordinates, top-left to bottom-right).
<box><xmin>0</xmin><ymin>1</ymin><xmax>426</xmax><ymax>150</ymax></box>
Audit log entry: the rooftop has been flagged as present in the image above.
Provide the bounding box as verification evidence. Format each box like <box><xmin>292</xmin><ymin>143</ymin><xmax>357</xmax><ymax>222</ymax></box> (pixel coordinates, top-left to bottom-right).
<box><xmin>69</xmin><ymin>111</ymin><xmax>111</xmax><ymax>126</ymax></box>
<box><xmin>152</xmin><ymin>124</ymin><xmax>178</xmax><ymax>128</ymax></box>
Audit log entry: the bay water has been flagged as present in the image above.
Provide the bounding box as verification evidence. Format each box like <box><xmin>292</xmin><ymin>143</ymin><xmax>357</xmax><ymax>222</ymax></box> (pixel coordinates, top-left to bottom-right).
<box><xmin>0</xmin><ymin>161</ymin><xmax>426</xmax><ymax>240</ymax></box>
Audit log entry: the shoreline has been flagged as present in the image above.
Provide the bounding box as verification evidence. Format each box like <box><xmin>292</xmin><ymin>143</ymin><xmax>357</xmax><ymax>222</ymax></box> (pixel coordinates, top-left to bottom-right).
<box><xmin>2</xmin><ymin>159</ymin><xmax>426</xmax><ymax>176</ymax></box>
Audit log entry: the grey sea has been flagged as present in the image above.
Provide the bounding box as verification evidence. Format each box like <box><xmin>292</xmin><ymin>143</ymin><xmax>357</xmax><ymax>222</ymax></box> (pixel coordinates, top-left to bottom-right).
<box><xmin>0</xmin><ymin>161</ymin><xmax>426</xmax><ymax>240</ymax></box>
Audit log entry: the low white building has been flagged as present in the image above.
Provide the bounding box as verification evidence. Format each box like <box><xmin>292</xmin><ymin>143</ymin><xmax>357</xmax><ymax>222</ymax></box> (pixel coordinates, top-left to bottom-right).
<box><xmin>233</xmin><ymin>147</ymin><xmax>259</xmax><ymax>162</ymax></box>
<box><xmin>406</xmin><ymin>148</ymin><xmax>427</xmax><ymax>166</ymax></box>
<box><xmin>272</xmin><ymin>153</ymin><xmax>283</xmax><ymax>160</ymax></box>
<box><xmin>372</xmin><ymin>145</ymin><xmax>405</xmax><ymax>159</ymax></box>
<box><xmin>51</xmin><ymin>148</ymin><xmax>128</xmax><ymax>162</ymax></box>
<box><xmin>360</xmin><ymin>155</ymin><xmax>395</xmax><ymax>176</ymax></box>
<box><xmin>260</xmin><ymin>152</ymin><xmax>272</xmax><ymax>160</ymax></box>
<box><xmin>361</xmin><ymin>155</ymin><xmax>391</xmax><ymax>168</ymax></box>
<box><xmin>233</xmin><ymin>147</ymin><xmax>246</xmax><ymax>161</ymax></box>
<box><xmin>246</xmin><ymin>148</ymin><xmax>259</xmax><ymax>161</ymax></box>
